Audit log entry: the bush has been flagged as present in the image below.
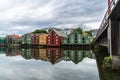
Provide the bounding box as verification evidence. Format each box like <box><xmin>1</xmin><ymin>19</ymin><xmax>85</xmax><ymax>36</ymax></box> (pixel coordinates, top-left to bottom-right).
<box><xmin>103</xmin><ymin>56</ymin><xmax>112</xmax><ymax>69</ymax></box>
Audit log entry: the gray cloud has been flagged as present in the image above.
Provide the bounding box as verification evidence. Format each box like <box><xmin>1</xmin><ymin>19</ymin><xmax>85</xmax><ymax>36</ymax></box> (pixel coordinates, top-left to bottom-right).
<box><xmin>0</xmin><ymin>0</ymin><xmax>107</xmax><ymax>36</ymax></box>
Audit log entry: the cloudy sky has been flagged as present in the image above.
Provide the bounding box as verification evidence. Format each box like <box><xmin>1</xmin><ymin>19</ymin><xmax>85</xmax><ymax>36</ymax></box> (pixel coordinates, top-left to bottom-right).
<box><xmin>0</xmin><ymin>0</ymin><xmax>107</xmax><ymax>36</ymax></box>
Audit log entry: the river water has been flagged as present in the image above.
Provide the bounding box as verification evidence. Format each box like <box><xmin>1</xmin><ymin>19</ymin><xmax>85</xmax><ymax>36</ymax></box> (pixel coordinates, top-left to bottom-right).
<box><xmin>0</xmin><ymin>47</ymin><xmax>119</xmax><ymax>80</ymax></box>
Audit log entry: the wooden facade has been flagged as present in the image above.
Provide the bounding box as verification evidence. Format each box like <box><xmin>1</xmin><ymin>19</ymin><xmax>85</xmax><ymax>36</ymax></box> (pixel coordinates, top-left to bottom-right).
<box><xmin>0</xmin><ymin>37</ymin><xmax>5</xmax><ymax>45</ymax></box>
<box><xmin>39</xmin><ymin>34</ymin><xmax>48</xmax><ymax>45</ymax></box>
<box><xmin>82</xmin><ymin>32</ymin><xmax>91</xmax><ymax>44</ymax></box>
<box><xmin>31</xmin><ymin>34</ymin><xmax>40</xmax><ymax>45</ymax></box>
<box><xmin>21</xmin><ymin>34</ymin><xmax>32</xmax><ymax>45</ymax></box>
<box><xmin>62</xmin><ymin>31</ymin><xmax>83</xmax><ymax>45</ymax></box>
<box><xmin>6</xmin><ymin>35</ymin><xmax>21</xmax><ymax>44</ymax></box>
<box><xmin>47</xmin><ymin>29</ymin><xmax>67</xmax><ymax>46</ymax></box>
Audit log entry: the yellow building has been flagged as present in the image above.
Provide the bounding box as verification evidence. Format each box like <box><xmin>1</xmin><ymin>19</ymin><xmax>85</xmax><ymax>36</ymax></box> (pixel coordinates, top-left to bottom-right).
<box><xmin>39</xmin><ymin>34</ymin><xmax>48</xmax><ymax>45</ymax></box>
<box><xmin>39</xmin><ymin>49</ymin><xmax>48</xmax><ymax>61</ymax></box>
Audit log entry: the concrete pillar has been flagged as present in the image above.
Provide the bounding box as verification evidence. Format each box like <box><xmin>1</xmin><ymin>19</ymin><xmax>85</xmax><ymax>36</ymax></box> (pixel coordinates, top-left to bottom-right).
<box><xmin>108</xmin><ymin>19</ymin><xmax>112</xmax><ymax>57</ymax></box>
<box><xmin>108</xmin><ymin>19</ymin><xmax>120</xmax><ymax>56</ymax></box>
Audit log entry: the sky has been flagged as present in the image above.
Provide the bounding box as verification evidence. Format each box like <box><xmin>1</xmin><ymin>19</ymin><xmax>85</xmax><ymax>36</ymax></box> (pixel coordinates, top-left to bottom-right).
<box><xmin>0</xmin><ymin>0</ymin><xmax>107</xmax><ymax>36</ymax></box>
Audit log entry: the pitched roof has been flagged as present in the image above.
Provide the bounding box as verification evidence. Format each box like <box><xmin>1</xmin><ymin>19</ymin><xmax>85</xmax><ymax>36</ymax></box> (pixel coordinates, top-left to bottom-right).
<box><xmin>6</xmin><ymin>35</ymin><xmax>21</xmax><ymax>39</ymax></box>
<box><xmin>53</xmin><ymin>29</ymin><xmax>67</xmax><ymax>37</ymax></box>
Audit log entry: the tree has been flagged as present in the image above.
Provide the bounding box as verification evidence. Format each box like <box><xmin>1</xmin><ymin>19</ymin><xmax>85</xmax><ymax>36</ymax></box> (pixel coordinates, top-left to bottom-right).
<box><xmin>48</xmin><ymin>28</ymin><xmax>52</xmax><ymax>33</ymax></box>
<box><xmin>32</xmin><ymin>29</ymin><xmax>48</xmax><ymax>34</ymax></box>
<box><xmin>75</xmin><ymin>27</ymin><xmax>83</xmax><ymax>34</ymax></box>
<box><xmin>85</xmin><ymin>30</ymin><xmax>92</xmax><ymax>36</ymax></box>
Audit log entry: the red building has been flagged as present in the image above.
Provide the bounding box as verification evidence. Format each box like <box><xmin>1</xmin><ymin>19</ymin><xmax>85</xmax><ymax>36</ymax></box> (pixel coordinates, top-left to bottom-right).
<box><xmin>47</xmin><ymin>29</ymin><xmax>67</xmax><ymax>46</ymax></box>
<box><xmin>31</xmin><ymin>34</ymin><xmax>40</xmax><ymax>45</ymax></box>
<box><xmin>46</xmin><ymin>48</ymin><xmax>62</xmax><ymax>64</ymax></box>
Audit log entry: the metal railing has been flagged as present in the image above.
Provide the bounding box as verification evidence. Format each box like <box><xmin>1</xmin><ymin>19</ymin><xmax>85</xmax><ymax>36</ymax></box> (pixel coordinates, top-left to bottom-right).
<box><xmin>96</xmin><ymin>0</ymin><xmax>118</xmax><ymax>39</ymax></box>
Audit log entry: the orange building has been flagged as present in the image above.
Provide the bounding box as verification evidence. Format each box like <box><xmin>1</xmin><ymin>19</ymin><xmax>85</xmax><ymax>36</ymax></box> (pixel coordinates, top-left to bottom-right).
<box><xmin>39</xmin><ymin>34</ymin><xmax>48</xmax><ymax>45</ymax></box>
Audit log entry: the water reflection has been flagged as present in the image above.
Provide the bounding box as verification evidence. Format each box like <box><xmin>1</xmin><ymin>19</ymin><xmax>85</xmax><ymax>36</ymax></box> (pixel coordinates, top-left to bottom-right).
<box><xmin>0</xmin><ymin>47</ymin><xmax>99</xmax><ymax>80</ymax></box>
<box><xmin>95</xmin><ymin>47</ymin><xmax>120</xmax><ymax>80</ymax></box>
<box><xmin>47</xmin><ymin>48</ymin><xmax>62</xmax><ymax>64</ymax></box>
<box><xmin>19</xmin><ymin>48</ymin><xmax>94</xmax><ymax>65</ymax></box>
<box><xmin>63</xmin><ymin>50</ymin><xmax>94</xmax><ymax>64</ymax></box>
<box><xmin>0</xmin><ymin>47</ymin><xmax>6</xmax><ymax>54</ymax></box>
<box><xmin>6</xmin><ymin>48</ymin><xmax>21</xmax><ymax>56</ymax></box>
<box><xmin>21</xmin><ymin>49</ymin><xmax>32</xmax><ymax>59</ymax></box>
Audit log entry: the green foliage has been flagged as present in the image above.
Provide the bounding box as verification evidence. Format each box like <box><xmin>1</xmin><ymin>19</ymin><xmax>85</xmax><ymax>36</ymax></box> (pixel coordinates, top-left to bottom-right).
<box><xmin>32</xmin><ymin>29</ymin><xmax>48</xmax><ymax>34</ymax></box>
<box><xmin>104</xmin><ymin>56</ymin><xmax>111</xmax><ymax>62</ymax></box>
<box><xmin>48</xmin><ymin>28</ymin><xmax>52</xmax><ymax>33</ymax></box>
<box><xmin>85</xmin><ymin>30</ymin><xmax>92</xmax><ymax>36</ymax></box>
<box><xmin>103</xmin><ymin>56</ymin><xmax>112</xmax><ymax>69</ymax></box>
<box><xmin>75</xmin><ymin>27</ymin><xmax>83</xmax><ymax>34</ymax></box>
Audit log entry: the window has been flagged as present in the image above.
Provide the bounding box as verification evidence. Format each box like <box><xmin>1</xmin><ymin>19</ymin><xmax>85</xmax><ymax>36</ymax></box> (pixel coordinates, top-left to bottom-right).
<box><xmin>56</xmin><ymin>42</ymin><xmax>58</xmax><ymax>44</ymax></box>
<box><xmin>75</xmin><ymin>41</ymin><xmax>77</xmax><ymax>43</ymax></box>
<box><xmin>52</xmin><ymin>41</ymin><xmax>54</xmax><ymax>44</ymax></box>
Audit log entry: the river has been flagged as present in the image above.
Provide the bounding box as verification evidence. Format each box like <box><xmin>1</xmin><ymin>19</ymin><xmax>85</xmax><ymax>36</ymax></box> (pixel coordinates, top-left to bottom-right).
<box><xmin>0</xmin><ymin>47</ymin><xmax>119</xmax><ymax>80</ymax></box>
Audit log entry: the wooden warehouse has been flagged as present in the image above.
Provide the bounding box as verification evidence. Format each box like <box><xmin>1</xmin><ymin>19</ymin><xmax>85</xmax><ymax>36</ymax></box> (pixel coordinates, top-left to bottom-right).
<box><xmin>31</xmin><ymin>34</ymin><xmax>40</xmax><ymax>46</ymax></box>
<box><xmin>62</xmin><ymin>31</ymin><xmax>83</xmax><ymax>45</ymax></box>
<box><xmin>47</xmin><ymin>29</ymin><xmax>67</xmax><ymax>47</ymax></box>
<box><xmin>39</xmin><ymin>34</ymin><xmax>48</xmax><ymax>46</ymax></box>
<box><xmin>21</xmin><ymin>33</ymin><xmax>33</xmax><ymax>45</ymax></box>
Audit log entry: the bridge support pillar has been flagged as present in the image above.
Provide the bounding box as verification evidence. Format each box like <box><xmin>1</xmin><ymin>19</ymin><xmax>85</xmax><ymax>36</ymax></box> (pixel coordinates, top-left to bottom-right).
<box><xmin>108</xmin><ymin>19</ymin><xmax>120</xmax><ymax>56</ymax></box>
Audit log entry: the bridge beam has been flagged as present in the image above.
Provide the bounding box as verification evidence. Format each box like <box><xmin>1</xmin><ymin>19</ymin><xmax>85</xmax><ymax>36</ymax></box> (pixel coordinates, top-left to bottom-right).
<box><xmin>108</xmin><ymin>19</ymin><xmax>120</xmax><ymax>56</ymax></box>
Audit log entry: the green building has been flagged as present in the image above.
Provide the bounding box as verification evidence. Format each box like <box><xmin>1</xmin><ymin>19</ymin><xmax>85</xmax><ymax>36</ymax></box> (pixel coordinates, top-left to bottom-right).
<box><xmin>0</xmin><ymin>37</ymin><xmax>5</xmax><ymax>44</ymax></box>
<box><xmin>62</xmin><ymin>31</ymin><xmax>83</xmax><ymax>45</ymax></box>
<box><xmin>83</xmin><ymin>34</ymin><xmax>91</xmax><ymax>44</ymax></box>
<box><xmin>21</xmin><ymin>34</ymin><xmax>32</xmax><ymax>44</ymax></box>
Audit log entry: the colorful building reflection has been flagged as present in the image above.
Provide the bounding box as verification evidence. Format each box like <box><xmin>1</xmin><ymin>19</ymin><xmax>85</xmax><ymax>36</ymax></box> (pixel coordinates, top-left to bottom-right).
<box><xmin>21</xmin><ymin>49</ymin><xmax>33</xmax><ymax>59</ymax></box>
<box><xmin>31</xmin><ymin>48</ymin><xmax>48</xmax><ymax>61</ymax></box>
<box><xmin>0</xmin><ymin>48</ymin><xmax>6</xmax><ymax>54</ymax></box>
<box><xmin>46</xmin><ymin>48</ymin><xmax>63</xmax><ymax>64</ymax></box>
<box><xmin>6</xmin><ymin>48</ymin><xmax>21</xmax><ymax>56</ymax></box>
<box><xmin>19</xmin><ymin>48</ymin><xmax>94</xmax><ymax>65</ymax></box>
<box><xmin>63</xmin><ymin>50</ymin><xmax>93</xmax><ymax>64</ymax></box>
<box><xmin>39</xmin><ymin>49</ymin><xmax>48</xmax><ymax>61</ymax></box>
